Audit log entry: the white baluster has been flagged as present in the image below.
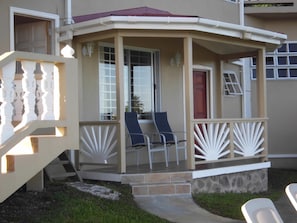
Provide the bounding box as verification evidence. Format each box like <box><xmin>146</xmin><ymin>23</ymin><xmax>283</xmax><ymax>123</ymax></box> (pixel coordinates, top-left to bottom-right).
<box><xmin>0</xmin><ymin>61</ymin><xmax>16</xmax><ymax>144</ymax></box>
<box><xmin>35</xmin><ymin>80</ymin><xmax>43</xmax><ymax>119</ymax></box>
<box><xmin>12</xmin><ymin>79</ymin><xmax>23</xmax><ymax>122</ymax></box>
<box><xmin>20</xmin><ymin>61</ymin><xmax>37</xmax><ymax>125</ymax></box>
<box><xmin>40</xmin><ymin>62</ymin><xmax>54</xmax><ymax>120</ymax></box>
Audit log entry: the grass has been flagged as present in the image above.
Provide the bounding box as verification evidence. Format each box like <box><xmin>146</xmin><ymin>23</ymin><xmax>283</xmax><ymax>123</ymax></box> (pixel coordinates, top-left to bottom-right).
<box><xmin>0</xmin><ymin>180</ymin><xmax>171</xmax><ymax>223</ymax></box>
<box><xmin>1</xmin><ymin>168</ymin><xmax>296</xmax><ymax>222</ymax></box>
<box><xmin>192</xmin><ymin>168</ymin><xmax>297</xmax><ymax>220</ymax></box>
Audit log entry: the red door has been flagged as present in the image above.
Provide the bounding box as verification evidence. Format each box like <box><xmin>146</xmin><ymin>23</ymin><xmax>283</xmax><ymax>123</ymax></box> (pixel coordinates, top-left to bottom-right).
<box><xmin>193</xmin><ymin>70</ymin><xmax>207</xmax><ymax>119</ymax></box>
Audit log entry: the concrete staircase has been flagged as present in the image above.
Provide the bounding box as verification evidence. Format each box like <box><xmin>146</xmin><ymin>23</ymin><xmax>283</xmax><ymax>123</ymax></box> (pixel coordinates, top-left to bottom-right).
<box><xmin>121</xmin><ymin>171</ymin><xmax>192</xmax><ymax>197</ymax></box>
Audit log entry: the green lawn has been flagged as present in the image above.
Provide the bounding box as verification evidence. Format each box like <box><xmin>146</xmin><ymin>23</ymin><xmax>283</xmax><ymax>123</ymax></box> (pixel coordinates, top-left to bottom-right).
<box><xmin>192</xmin><ymin>168</ymin><xmax>297</xmax><ymax>220</ymax></box>
<box><xmin>1</xmin><ymin>168</ymin><xmax>296</xmax><ymax>222</ymax></box>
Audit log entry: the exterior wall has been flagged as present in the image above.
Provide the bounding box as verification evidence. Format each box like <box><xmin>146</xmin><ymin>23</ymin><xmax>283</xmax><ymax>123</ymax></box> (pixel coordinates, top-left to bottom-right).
<box><xmin>0</xmin><ymin>0</ymin><xmax>64</xmax><ymax>54</ymax></box>
<box><xmin>248</xmin><ymin>12</ymin><xmax>297</xmax><ymax>168</ymax></box>
<box><xmin>72</xmin><ymin>0</ymin><xmax>240</xmax><ymax>24</ymax></box>
<box><xmin>191</xmin><ymin>169</ymin><xmax>268</xmax><ymax>193</ymax></box>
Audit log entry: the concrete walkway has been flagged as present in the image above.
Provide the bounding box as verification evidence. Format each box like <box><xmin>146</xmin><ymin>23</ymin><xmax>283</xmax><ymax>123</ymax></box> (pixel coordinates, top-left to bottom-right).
<box><xmin>135</xmin><ymin>193</ymin><xmax>297</xmax><ymax>223</ymax></box>
<box><xmin>135</xmin><ymin>195</ymin><xmax>244</xmax><ymax>223</ymax></box>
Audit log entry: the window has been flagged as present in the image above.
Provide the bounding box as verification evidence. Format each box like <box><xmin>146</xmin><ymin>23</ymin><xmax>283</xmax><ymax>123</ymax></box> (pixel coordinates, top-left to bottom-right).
<box><xmin>251</xmin><ymin>42</ymin><xmax>297</xmax><ymax>80</ymax></box>
<box><xmin>99</xmin><ymin>45</ymin><xmax>159</xmax><ymax>120</ymax></box>
<box><xmin>223</xmin><ymin>71</ymin><xmax>243</xmax><ymax>95</ymax></box>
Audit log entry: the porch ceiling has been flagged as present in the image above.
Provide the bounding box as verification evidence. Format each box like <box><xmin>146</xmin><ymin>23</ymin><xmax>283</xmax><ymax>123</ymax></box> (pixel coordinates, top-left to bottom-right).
<box><xmin>193</xmin><ymin>38</ymin><xmax>257</xmax><ymax>56</ymax></box>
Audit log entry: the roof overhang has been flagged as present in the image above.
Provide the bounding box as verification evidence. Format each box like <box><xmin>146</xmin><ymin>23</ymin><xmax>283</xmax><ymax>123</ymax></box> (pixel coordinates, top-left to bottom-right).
<box><xmin>58</xmin><ymin>15</ymin><xmax>287</xmax><ymax>54</ymax></box>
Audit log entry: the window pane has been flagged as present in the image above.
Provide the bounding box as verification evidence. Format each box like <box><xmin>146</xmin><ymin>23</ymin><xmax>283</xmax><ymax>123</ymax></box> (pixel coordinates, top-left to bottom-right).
<box><xmin>278</xmin><ymin>44</ymin><xmax>287</xmax><ymax>53</ymax></box>
<box><xmin>278</xmin><ymin>69</ymin><xmax>288</xmax><ymax>78</ymax></box>
<box><xmin>289</xmin><ymin>43</ymin><xmax>297</xmax><ymax>52</ymax></box>
<box><xmin>290</xmin><ymin>69</ymin><xmax>297</xmax><ymax>77</ymax></box>
<box><xmin>266</xmin><ymin>57</ymin><xmax>274</xmax><ymax>65</ymax></box>
<box><xmin>278</xmin><ymin>56</ymin><xmax>287</xmax><ymax>65</ymax></box>
<box><xmin>252</xmin><ymin>57</ymin><xmax>256</xmax><ymax>66</ymax></box>
<box><xmin>266</xmin><ymin>69</ymin><xmax>274</xmax><ymax>78</ymax></box>
<box><xmin>252</xmin><ymin>69</ymin><xmax>256</xmax><ymax>79</ymax></box>
<box><xmin>289</xmin><ymin>56</ymin><xmax>297</xmax><ymax>64</ymax></box>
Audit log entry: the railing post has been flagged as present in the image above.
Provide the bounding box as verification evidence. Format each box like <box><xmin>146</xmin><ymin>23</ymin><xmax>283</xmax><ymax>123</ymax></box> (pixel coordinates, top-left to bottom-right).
<box><xmin>40</xmin><ymin>62</ymin><xmax>55</xmax><ymax>120</ymax></box>
<box><xmin>20</xmin><ymin>61</ymin><xmax>37</xmax><ymax>125</ymax></box>
<box><xmin>0</xmin><ymin>61</ymin><xmax>16</xmax><ymax>144</ymax></box>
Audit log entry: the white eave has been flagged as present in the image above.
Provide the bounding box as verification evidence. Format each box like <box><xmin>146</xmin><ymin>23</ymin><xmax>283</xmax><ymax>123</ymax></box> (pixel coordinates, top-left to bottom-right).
<box><xmin>58</xmin><ymin>15</ymin><xmax>287</xmax><ymax>46</ymax></box>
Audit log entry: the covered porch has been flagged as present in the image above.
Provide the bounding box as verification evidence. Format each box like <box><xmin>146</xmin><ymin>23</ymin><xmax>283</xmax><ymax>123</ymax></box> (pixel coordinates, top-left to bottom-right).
<box><xmin>59</xmin><ymin>7</ymin><xmax>286</xmax><ymax>186</ymax></box>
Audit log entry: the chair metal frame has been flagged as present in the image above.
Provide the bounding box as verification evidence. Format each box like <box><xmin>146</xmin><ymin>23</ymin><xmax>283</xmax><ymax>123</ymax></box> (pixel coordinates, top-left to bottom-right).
<box><xmin>153</xmin><ymin>112</ymin><xmax>187</xmax><ymax>165</ymax></box>
<box><xmin>125</xmin><ymin>112</ymin><xmax>168</xmax><ymax>169</ymax></box>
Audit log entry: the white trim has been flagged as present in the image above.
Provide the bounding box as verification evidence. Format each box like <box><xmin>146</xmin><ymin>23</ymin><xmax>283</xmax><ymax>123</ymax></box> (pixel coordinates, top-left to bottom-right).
<box><xmin>192</xmin><ymin>162</ymin><xmax>271</xmax><ymax>179</ymax></box>
<box><xmin>268</xmin><ymin>154</ymin><xmax>297</xmax><ymax>159</ymax></box>
<box><xmin>10</xmin><ymin>7</ymin><xmax>60</xmax><ymax>55</ymax></box>
<box><xmin>193</xmin><ymin>65</ymin><xmax>214</xmax><ymax>118</ymax></box>
<box><xmin>59</xmin><ymin>15</ymin><xmax>287</xmax><ymax>46</ymax></box>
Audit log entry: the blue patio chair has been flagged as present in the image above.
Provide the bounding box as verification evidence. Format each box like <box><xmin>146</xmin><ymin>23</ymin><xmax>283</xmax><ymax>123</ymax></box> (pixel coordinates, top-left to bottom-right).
<box><xmin>125</xmin><ymin>112</ymin><xmax>168</xmax><ymax>169</ymax></box>
<box><xmin>153</xmin><ymin>112</ymin><xmax>187</xmax><ymax>165</ymax></box>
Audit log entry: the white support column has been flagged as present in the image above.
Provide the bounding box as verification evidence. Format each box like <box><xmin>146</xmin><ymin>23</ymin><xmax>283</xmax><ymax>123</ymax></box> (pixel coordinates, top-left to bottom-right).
<box><xmin>20</xmin><ymin>61</ymin><xmax>37</xmax><ymax>125</ymax></box>
<box><xmin>184</xmin><ymin>36</ymin><xmax>194</xmax><ymax>170</ymax></box>
<box><xmin>40</xmin><ymin>62</ymin><xmax>55</xmax><ymax>120</ymax></box>
<box><xmin>0</xmin><ymin>61</ymin><xmax>16</xmax><ymax>144</ymax></box>
<box><xmin>115</xmin><ymin>34</ymin><xmax>126</xmax><ymax>173</ymax></box>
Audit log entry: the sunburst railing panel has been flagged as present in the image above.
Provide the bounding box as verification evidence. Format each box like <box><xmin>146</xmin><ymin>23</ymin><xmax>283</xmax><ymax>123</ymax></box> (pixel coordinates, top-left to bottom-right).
<box><xmin>79</xmin><ymin>122</ymin><xmax>118</xmax><ymax>165</ymax></box>
<box><xmin>193</xmin><ymin>118</ymin><xmax>267</xmax><ymax>165</ymax></box>
<box><xmin>233</xmin><ymin>121</ymin><xmax>264</xmax><ymax>156</ymax></box>
<box><xmin>194</xmin><ymin>122</ymin><xmax>230</xmax><ymax>161</ymax></box>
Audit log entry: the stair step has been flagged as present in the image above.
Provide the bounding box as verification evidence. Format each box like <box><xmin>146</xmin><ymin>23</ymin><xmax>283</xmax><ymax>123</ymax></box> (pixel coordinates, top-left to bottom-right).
<box><xmin>122</xmin><ymin>172</ymin><xmax>192</xmax><ymax>185</ymax></box>
<box><xmin>45</xmin><ymin>151</ymin><xmax>82</xmax><ymax>182</ymax></box>
<box><xmin>49</xmin><ymin>172</ymin><xmax>77</xmax><ymax>179</ymax></box>
<box><xmin>132</xmin><ymin>182</ymin><xmax>191</xmax><ymax>197</ymax></box>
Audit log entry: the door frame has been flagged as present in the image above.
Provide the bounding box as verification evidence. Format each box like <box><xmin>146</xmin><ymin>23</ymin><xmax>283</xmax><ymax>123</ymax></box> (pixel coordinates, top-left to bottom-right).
<box><xmin>9</xmin><ymin>7</ymin><xmax>60</xmax><ymax>55</ymax></box>
<box><xmin>192</xmin><ymin>65</ymin><xmax>214</xmax><ymax>119</ymax></box>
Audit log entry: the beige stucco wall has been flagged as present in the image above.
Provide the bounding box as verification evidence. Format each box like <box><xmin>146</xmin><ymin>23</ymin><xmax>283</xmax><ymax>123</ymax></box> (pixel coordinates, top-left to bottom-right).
<box><xmin>0</xmin><ymin>0</ymin><xmax>64</xmax><ymax>54</ymax></box>
<box><xmin>248</xmin><ymin>12</ymin><xmax>297</xmax><ymax>168</ymax></box>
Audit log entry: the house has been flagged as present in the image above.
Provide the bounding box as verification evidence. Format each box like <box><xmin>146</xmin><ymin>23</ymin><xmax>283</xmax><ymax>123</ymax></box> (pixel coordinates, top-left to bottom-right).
<box><xmin>0</xmin><ymin>0</ymin><xmax>287</xmax><ymax>202</ymax></box>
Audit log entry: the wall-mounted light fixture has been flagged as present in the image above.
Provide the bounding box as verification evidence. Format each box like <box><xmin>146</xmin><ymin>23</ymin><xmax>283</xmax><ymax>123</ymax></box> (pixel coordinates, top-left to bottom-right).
<box><xmin>82</xmin><ymin>42</ymin><xmax>95</xmax><ymax>57</ymax></box>
<box><xmin>170</xmin><ymin>51</ymin><xmax>182</xmax><ymax>66</ymax></box>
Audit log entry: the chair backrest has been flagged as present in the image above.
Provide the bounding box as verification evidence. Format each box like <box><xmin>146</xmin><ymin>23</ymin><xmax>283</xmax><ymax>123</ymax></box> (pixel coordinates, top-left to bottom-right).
<box><xmin>154</xmin><ymin>112</ymin><xmax>174</xmax><ymax>142</ymax></box>
<box><xmin>285</xmin><ymin>183</ymin><xmax>297</xmax><ymax>211</ymax></box>
<box><xmin>125</xmin><ymin>112</ymin><xmax>145</xmax><ymax>145</ymax></box>
<box><xmin>241</xmin><ymin>198</ymin><xmax>284</xmax><ymax>223</ymax></box>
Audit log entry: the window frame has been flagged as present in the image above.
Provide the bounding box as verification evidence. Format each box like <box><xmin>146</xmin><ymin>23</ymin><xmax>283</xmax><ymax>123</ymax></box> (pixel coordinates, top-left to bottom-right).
<box><xmin>223</xmin><ymin>71</ymin><xmax>243</xmax><ymax>96</ymax></box>
<box><xmin>98</xmin><ymin>43</ymin><xmax>160</xmax><ymax>120</ymax></box>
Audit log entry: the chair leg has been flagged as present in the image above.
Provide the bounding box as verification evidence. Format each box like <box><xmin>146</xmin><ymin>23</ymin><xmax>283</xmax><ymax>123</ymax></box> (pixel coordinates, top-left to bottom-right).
<box><xmin>148</xmin><ymin>151</ymin><xmax>153</xmax><ymax>169</ymax></box>
<box><xmin>176</xmin><ymin>145</ymin><xmax>180</xmax><ymax>165</ymax></box>
<box><xmin>164</xmin><ymin>148</ymin><xmax>168</xmax><ymax>168</ymax></box>
<box><xmin>136</xmin><ymin>150</ymin><xmax>140</xmax><ymax>166</ymax></box>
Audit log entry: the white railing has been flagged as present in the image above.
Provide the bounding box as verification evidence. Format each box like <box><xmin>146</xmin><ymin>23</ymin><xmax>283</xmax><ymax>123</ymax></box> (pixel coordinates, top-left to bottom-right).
<box><xmin>193</xmin><ymin>118</ymin><xmax>267</xmax><ymax>164</ymax></box>
<box><xmin>0</xmin><ymin>47</ymin><xmax>74</xmax><ymax>144</ymax></box>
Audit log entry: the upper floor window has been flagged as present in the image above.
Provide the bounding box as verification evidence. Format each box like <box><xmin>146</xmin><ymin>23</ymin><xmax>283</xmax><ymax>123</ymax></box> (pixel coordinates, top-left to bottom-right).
<box><xmin>251</xmin><ymin>41</ymin><xmax>297</xmax><ymax>80</ymax></box>
<box><xmin>99</xmin><ymin>45</ymin><xmax>159</xmax><ymax>120</ymax></box>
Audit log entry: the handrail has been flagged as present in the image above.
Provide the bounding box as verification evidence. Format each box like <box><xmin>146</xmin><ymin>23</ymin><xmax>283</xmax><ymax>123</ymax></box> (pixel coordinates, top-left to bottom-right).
<box><xmin>0</xmin><ymin>51</ymin><xmax>71</xmax><ymax>68</ymax></box>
